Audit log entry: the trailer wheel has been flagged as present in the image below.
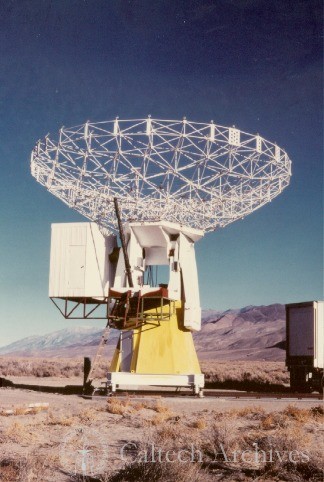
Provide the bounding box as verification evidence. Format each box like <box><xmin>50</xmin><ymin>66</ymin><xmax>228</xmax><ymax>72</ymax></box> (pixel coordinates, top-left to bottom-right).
<box><xmin>290</xmin><ymin>367</ymin><xmax>310</xmax><ymax>393</ymax></box>
<box><xmin>320</xmin><ymin>376</ymin><xmax>324</xmax><ymax>395</ymax></box>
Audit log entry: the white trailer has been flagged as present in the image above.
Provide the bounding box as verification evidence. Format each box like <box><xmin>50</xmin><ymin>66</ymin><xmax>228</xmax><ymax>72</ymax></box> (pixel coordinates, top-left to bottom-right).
<box><xmin>286</xmin><ymin>301</ymin><xmax>323</xmax><ymax>393</ymax></box>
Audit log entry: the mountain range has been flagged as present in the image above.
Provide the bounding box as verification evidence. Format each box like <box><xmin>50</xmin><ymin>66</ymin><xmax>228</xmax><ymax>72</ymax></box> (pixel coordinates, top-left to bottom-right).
<box><xmin>0</xmin><ymin>304</ymin><xmax>286</xmax><ymax>361</ymax></box>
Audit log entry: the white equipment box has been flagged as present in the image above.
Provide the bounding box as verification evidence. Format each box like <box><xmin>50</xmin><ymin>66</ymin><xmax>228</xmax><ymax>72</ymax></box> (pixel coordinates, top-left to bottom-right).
<box><xmin>49</xmin><ymin>223</ymin><xmax>116</xmax><ymax>298</ymax></box>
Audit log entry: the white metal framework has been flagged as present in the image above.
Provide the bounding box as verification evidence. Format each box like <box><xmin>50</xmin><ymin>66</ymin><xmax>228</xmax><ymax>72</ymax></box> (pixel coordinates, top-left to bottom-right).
<box><xmin>31</xmin><ymin>118</ymin><xmax>292</xmax><ymax>234</ymax></box>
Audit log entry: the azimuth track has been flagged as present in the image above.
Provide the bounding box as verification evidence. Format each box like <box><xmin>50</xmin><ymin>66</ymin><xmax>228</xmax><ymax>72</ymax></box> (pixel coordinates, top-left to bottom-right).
<box><xmin>1</xmin><ymin>379</ymin><xmax>322</xmax><ymax>400</ymax></box>
<box><xmin>104</xmin><ymin>389</ymin><xmax>322</xmax><ymax>401</ymax></box>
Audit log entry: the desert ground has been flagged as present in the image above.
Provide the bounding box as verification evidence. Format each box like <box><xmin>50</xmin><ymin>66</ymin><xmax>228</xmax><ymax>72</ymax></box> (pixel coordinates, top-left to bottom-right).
<box><xmin>0</xmin><ymin>358</ymin><xmax>323</xmax><ymax>481</ymax></box>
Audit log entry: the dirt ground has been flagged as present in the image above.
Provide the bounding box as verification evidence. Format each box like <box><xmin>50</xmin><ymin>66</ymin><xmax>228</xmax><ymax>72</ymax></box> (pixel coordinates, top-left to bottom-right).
<box><xmin>0</xmin><ymin>379</ymin><xmax>323</xmax><ymax>481</ymax></box>
<box><xmin>0</xmin><ymin>382</ymin><xmax>321</xmax><ymax>412</ymax></box>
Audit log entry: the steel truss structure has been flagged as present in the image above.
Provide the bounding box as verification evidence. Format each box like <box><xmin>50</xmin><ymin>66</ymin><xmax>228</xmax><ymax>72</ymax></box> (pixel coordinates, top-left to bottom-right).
<box><xmin>50</xmin><ymin>297</ymin><xmax>109</xmax><ymax>319</ymax></box>
<box><xmin>31</xmin><ymin>118</ymin><xmax>291</xmax><ymax>233</ymax></box>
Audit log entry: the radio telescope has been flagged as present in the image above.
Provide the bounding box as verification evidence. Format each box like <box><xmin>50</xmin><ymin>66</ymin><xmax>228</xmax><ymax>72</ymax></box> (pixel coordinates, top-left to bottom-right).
<box><xmin>31</xmin><ymin>117</ymin><xmax>291</xmax><ymax>395</ymax></box>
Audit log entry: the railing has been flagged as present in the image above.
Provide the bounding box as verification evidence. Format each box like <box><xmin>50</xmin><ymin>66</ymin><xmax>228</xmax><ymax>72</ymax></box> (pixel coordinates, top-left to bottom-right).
<box><xmin>108</xmin><ymin>290</ymin><xmax>175</xmax><ymax>329</ymax></box>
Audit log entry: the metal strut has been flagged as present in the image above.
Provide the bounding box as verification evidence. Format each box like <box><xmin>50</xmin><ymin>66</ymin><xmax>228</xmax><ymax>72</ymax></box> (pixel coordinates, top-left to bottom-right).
<box><xmin>113</xmin><ymin>197</ymin><xmax>134</xmax><ymax>288</ymax></box>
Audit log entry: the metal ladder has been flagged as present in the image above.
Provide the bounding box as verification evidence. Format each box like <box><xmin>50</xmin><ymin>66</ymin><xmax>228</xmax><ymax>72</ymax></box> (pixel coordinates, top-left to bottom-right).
<box><xmin>83</xmin><ymin>321</ymin><xmax>110</xmax><ymax>391</ymax></box>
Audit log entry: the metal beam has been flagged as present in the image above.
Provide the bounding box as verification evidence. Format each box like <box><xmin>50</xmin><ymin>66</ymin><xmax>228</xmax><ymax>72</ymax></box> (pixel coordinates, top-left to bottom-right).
<box><xmin>113</xmin><ymin>197</ymin><xmax>134</xmax><ymax>288</ymax></box>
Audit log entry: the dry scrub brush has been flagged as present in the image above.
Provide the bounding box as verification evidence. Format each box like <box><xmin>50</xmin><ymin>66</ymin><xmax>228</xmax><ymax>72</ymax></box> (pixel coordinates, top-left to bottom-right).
<box><xmin>0</xmin><ymin>451</ymin><xmax>59</xmax><ymax>482</ymax></box>
<box><xmin>0</xmin><ymin>458</ymin><xmax>21</xmax><ymax>481</ymax></box>
<box><xmin>0</xmin><ymin>420</ymin><xmax>39</xmax><ymax>444</ymax></box>
<box><xmin>102</xmin><ymin>405</ymin><xmax>323</xmax><ymax>482</ymax></box>
<box><xmin>201</xmin><ymin>360</ymin><xmax>289</xmax><ymax>388</ymax></box>
<box><xmin>0</xmin><ymin>356</ymin><xmax>108</xmax><ymax>378</ymax></box>
<box><xmin>106</xmin><ymin>398</ymin><xmax>173</xmax><ymax>418</ymax></box>
<box><xmin>106</xmin><ymin>398</ymin><xmax>138</xmax><ymax>416</ymax></box>
<box><xmin>0</xmin><ymin>403</ymin><xmax>322</xmax><ymax>481</ymax></box>
<box><xmin>107</xmin><ymin>422</ymin><xmax>211</xmax><ymax>482</ymax></box>
<box><xmin>1</xmin><ymin>358</ymin><xmax>290</xmax><ymax>391</ymax></box>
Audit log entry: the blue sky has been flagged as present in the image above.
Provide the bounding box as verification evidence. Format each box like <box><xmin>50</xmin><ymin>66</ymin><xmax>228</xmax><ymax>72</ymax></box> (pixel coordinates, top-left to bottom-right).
<box><xmin>0</xmin><ymin>0</ymin><xmax>322</xmax><ymax>345</ymax></box>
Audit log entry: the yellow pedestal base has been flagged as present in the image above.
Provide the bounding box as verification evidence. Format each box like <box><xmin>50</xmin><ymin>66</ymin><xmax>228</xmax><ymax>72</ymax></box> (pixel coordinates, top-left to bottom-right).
<box><xmin>109</xmin><ymin>300</ymin><xmax>201</xmax><ymax>375</ymax></box>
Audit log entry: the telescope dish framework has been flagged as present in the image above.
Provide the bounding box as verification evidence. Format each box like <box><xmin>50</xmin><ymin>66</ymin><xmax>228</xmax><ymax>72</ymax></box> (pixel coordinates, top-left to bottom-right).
<box><xmin>31</xmin><ymin>118</ymin><xmax>292</xmax><ymax>234</ymax></box>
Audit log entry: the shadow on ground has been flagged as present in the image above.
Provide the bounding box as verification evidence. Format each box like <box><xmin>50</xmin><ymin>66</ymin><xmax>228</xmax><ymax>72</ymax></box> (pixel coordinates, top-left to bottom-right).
<box><xmin>0</xmin><ymin>377</ymin><xmax>83</xmax><ymax>394</ymax></box>
<box><xmin>204</xmin><ymin>380</ymin><xmax>289</xmax><ymax>392</ymax></box>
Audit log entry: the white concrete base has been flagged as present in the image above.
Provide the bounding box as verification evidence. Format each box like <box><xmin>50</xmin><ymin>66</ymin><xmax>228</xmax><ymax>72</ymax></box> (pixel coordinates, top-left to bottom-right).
<box><xmin>107</xmin><ymin>372</ymin><xmax>204</xmax><ymax>395</ymax></box>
